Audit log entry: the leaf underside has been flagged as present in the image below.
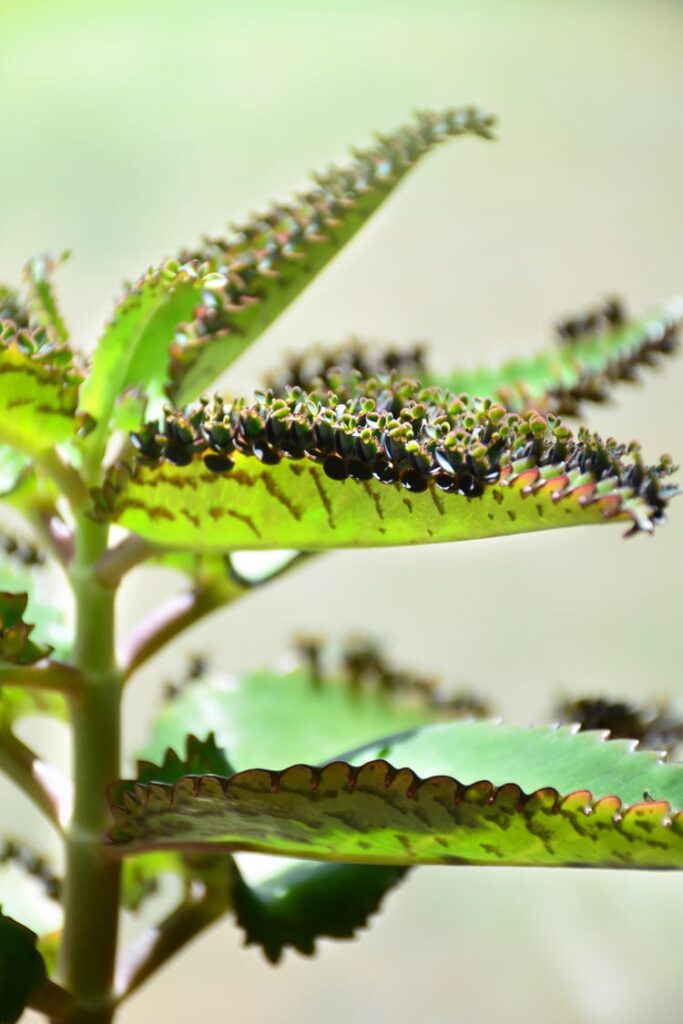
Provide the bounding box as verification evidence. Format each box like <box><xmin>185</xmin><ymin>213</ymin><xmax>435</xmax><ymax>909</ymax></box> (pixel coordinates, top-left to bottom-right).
<box><xmin>108</xmin><ymin>760</ymin><xmax>683</xmax><ymax>869</ymax></box>
<box><xmin>97</xmin><ymin>383</ymin><xmax>676</xmax><ymax>550</ymax></box>
<box><xmin>109</xmin><ymin>723</ymin><xmax>683</xmax><ymax>869</ymax></box>
<box><xmin>233</xmin><ymin>860</ymin><xmax>408</xmax><ymax>964</ymax></box>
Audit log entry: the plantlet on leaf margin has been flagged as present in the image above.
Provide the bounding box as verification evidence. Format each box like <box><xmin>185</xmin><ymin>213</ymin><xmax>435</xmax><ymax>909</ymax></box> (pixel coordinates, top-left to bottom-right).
<box><xmin>0</xmin><ymin>106</ymin><xmax>680</xmax><ymax>1024</ymax></box>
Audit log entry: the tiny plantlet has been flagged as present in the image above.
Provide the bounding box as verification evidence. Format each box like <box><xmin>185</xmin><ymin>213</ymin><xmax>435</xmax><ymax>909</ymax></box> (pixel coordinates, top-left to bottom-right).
<box><xmin>0</xmin><ymin>106</ymin><xmax>681</xmax><ymax>1023</ymax></box>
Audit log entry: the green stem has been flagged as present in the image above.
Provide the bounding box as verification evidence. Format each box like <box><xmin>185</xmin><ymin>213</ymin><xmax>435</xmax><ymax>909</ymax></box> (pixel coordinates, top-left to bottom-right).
<box><xmin>34</xmin><ymin>448</ymin><xmax>90</xmax><ymax>511</ymax></box>
<box><xmin>58</xmin><ymin>516</ymin><xmax>121</xmax><ymax>1024</ymax></box>
<box><xmin>0</xmin><ymin>662</ymin><xmax>82</xmax><ymax>695</ymax></box>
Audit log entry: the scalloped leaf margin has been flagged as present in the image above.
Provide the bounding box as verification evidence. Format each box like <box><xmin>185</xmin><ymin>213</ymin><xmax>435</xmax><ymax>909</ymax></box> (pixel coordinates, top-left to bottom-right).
<box><xmin>108</xmin><ymin>762</ymin><xmax>683</xmax><ymax>871</ymax></box>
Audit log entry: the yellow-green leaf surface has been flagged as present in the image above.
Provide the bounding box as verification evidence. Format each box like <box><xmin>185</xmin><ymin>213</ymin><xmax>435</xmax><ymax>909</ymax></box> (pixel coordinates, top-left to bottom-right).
<box><xmin>435</xmin><ymin>298</ymin><xmax>683</xmax><ymax>413</ymax></box>
<box><xmin>79</xmin><ymin>260</ymin><xmax>212</xmax><ymax>428</ymax></box>
<box><xmin>170</xmin><ymin>107</ymin><xmax>494</xmax><ymax>405</ymax></box>
<box><xmin>0</xmin><ymin>323</ymin><xmax>81</xmax><ymax>455</ymax></box>
<box><xmin>98</xmin><ymin>384</ymin><xmax>677</xmax><ymax>550</ymax></box>
<box><xmin>108</xmin><ymin>723</ymin><xmax>683</xmax><ymax>868</ymax></box>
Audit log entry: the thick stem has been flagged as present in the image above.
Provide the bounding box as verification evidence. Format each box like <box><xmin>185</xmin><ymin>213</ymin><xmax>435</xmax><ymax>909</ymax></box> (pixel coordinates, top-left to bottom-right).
<box><xmin>58</xmin><ymin>516</ymin><xmax>121</xmax><ymax>1024</ymax></box>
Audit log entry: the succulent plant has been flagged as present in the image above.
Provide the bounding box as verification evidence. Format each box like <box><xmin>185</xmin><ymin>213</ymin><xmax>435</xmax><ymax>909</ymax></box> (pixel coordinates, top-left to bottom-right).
<box><xmin>0</xmin><ymin>106</ymin><xmax>680</xmax><ymax>1024</ymax></box>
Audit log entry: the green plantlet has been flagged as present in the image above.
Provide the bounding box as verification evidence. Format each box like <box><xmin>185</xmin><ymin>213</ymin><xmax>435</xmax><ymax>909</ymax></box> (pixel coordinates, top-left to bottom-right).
<box><xmin>0</xmin><ymin>106</ymin><xmax>680</xmax><ymax>1023</ymax></box>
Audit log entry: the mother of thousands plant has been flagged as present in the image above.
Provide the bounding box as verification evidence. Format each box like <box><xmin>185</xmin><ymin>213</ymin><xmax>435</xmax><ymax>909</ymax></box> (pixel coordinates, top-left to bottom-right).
<box><xmin>0</xmin><ymin>106</ymin><xmax>681</xmax><ymax>1023</ymax></box>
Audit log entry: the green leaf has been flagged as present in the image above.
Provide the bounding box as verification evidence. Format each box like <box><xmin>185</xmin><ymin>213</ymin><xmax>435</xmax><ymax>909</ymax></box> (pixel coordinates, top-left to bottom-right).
<box><xmin>266</xmin><ymin>298</ymin><xmax>681</xmax><ymax>417</ymax></box>
<box><xmin>139</xmin><ymin>643</ymin><xmax>451</xmax><ymax>772</ymax></box>
<box><xmin>108</xmin><ymin>723</ymin><xmax>683</xmax><ymax>868</ymax></box>
<box><xmin>137</xmin><ymin>733</ymin><xmax>235</xmax><ymax>784</ymax></box>
<box><xmin>169</xmin><ymin>107</ymin><xmax>495</xmax><ymax>405</ymax></box>
<box><xmin>0</xmin><ymin>322</ymin><xmax>82</xmax><ymax>456</ymax></box>
<box><xmin>79</xmin><ymin>260</ymin><xmax>219</xmax><ymax>430</ymax></box>
<box><xmin>349</xmin><ymin>721</ymin><xmax>683</xmax><ymax>804</ymax></box>
<box><xmin>0</xmin><ymin>908</ymin><xmax>47</xmax><ymax>1024</ymax></box>
<box><xmin>131</xmin><ymin>645</ymin><xmax>453</xmax><ymax>921</ymax></box>
<box><xmin>233</xmin><ymin>860</ymin><xmax>407</xmax><ymax>964</ymax></box>
<box><xmin>80</xmin><ymin>107</ymin><xmax>493</xmax><ymax>430</ymax></box>
<box><xmin>435</xmin><ymin>298</ymin><xmax>683</xmax><ymax>413</ymax></box>
<box><xmin>0</xmin><ymin>593</ymin><xmax>52</xmax><ymax>667</ymax></box>
<box><xmin>23</xmin><ymin>251</ymin><xmax>70</xmax><ymax>345</ymax></box>
<box><xmin>121</xmin><ymin>735</ymin><xmax>233</xmax><ymax>911</ymax></box>
<box><xmin>96</xmin><ymin>385</ymin><xmax>677</xmax><ymax>551</ymax></box>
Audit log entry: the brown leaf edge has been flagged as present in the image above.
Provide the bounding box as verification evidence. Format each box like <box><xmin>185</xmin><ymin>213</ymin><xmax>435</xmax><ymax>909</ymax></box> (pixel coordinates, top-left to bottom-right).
<box><xmin>107</xmin><ymin>759</ymin><xmax>683</xmax><ymax>867</ymax></box>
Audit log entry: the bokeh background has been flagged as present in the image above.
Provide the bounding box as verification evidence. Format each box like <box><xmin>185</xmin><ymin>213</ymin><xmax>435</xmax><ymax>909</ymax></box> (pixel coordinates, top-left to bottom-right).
<box><xmin>1</xmin><ymin>0</ymin><xmax>682</xmax><ymax>1021</ymax></box>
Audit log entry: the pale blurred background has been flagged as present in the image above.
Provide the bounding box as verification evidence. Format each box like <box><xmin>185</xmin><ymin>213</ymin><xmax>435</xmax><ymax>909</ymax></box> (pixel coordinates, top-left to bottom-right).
<box><xmin>1</xmin><ymin>0</ymin><xmax>682</xmax><ymax>1021</ymax></box>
